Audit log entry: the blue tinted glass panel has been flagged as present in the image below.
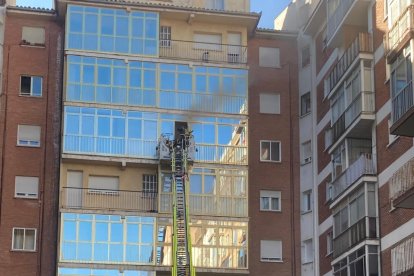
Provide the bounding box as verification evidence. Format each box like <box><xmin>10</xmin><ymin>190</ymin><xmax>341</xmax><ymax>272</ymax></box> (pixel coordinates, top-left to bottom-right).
<box><xmin>178</xmin><ymin>74</ymin><xmax>192</xmax><ymax>91</ymax></box>
<box><xmin>143</xmin><ymin>70</ymin><xmax>155</xmax><ymax>89</ymax></box>
<box><xmin>66</xmin><ymin>115</ymin><xmax>79</xmax><ymax>134</ymax></box>
<box><xmin>140</xmin><ymin>245</ymin><xmax>153</xmax><ymax>262</ymax></box>
<box><xmin>95</xmin><ymin>222</ymin><xmax>108</xmax><ymax>241</ymax></box>
<box><xmin>128</xmin><ymin>119</ymin><xmax>141</xmax><ymax>139</ymax></box>
<box><xmin>127</xmin><ymin>224</ymin><xmax>139</xmax><ymax>243</ymax></box>
<box><xmin>101</xmin><ymin>15</ymin><xmax>114</xmax><ymax>35</ymax></box>
<box><xmin>79</xmin><ymin>221</ymin><xmax>92</xmax><ymax>241</ymax></box>
<box><xmin>110</xmin><ymin>223</ymin><xmax>123</xmax><ymax>242</ymax></box>
<box><xmin>113</xmin><ymin>67</ymin><xmax>127</xmax><ymax>86</ymax></box>
<box><xmin>143</xmin><ymin>120</ymin><xmax>157</xmax><ymax>140</ymax></box>
<box><xmin>116</xmin><ymin>17</ymin><xmax>129</xmax><ymax>36</ymax></box>
<box><xmin>98</xmin><ymin>117</ymin><xmax>110</xmax><ymax>136</ymax></box>
<box><xmin>63</xmin><ymin>221</ymin><xmax>76</xmax><ymax>240</ymax></box>
<box><xmin>132</xmin><ymin>18</ymin><xmax>143</xmax><ymax>37</ymax></box>
<box><xmin>98</xmin><ymin>66</ymin><xmax>111</xmax><ymax>85</ymax></box>
<box><xmin>145</xmin><ymin>19</ymin><xmax>157</xmax><ymax>39</ymax></box>
<box><xmin>141</xmin><ymin>224</ymin><xmax>153</xmax><ymax>243</ymax></box>
<box><xmin>84</xmin><ymin>35</ymin><xmax>98</xmax><ymax>50</ymax></box>
<box><xmin>126</xmin><ymin>245</ymin><xmax>139</xmax><ymax>262</ymax></box>
<box><xmin>78</xmin><ymin>243</ymin><xmax>92</xmax><ymax>260</ymax></box>
<box><xmin>112</xmin><ymin>118</ymin><xmax>125</xmax><ymax>137</ymax></box>
<box><xmin>94</xmin><ymin>243</ymin><xmax>109</xmax><ymax>261</ymax></box>
<box><xmin>109</xmin><ymin>244</ymin><xmax>123</xmax><ymax>261</ymax></box>
<box><xmin>81</xmin><ymin>116</ymin><xmax>94</xmax><ymax>135</ymax></box>
<box><xmin>70</xmin><ymin>13</ymin><xmax>83</xmax><ymax>32</ymax></box>
<box><xmin>84</xmin><ymin>14</ymin><xmax>98</xmax><ymax>33</ymax></box>
<box><xmin>83</xmin><ymin>65</ymin><xmax>95</xmax><ymax>84</ymax></box>
<box><xmin>69</xmin><ymin>64</ymin><xmax>81</xmax><ymax>82</ymax></box>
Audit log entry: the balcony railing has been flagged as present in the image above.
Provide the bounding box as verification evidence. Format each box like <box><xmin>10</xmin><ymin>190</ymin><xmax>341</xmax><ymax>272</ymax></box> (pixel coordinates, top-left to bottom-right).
<box><xmin>327</xmin><ymin>33</ymin><xmax>373</xmax><ymax>95</ymax></box>
<box><xmin>60</xmin><ymin>187</ymin><xmax>158</xmax><ymax>212</ymax></box>
<box><xmin>390</xmin><ymin>157</ymin><xmax>414</xmax><ymax>202</ymax></box>
<box><xmin>63</xmin><ymin>135</ymin><xmax>247</xmax><ymax>165</ymax></box>
<box><xmin>333</xmin><ymin>216</ymin><xmax>377</xmax><ymax>258</ymax></box>
<box><xmin>392</xmin><ymin>236</ymin><xmax>414</xmax><ymax>276</ymax></box>
<box><xmin>331</xmin><ymin>153</ymin><xmax>376</xmax><ymax>201</ymax></box>
<box><xmin>159</xmin><ymin>40</ymin><xmax>247</xmax><ymax>65</ymax></box>
<box><xmin>386</xmin><ymin>5</ymin><xmax>414</xmax><ymax>58</ymax></box>
<box><xmin>159</xmin><ymin>193</ymin><xmax>247</xmax><ymax>217</ymax></box>
<box><xmin>392</xmin><ymin>81</ymin><xmax>414</xmax><ymax>124</ymax></box>
<box><xmin>331</xmin><ymin>91</ymin><xmax>375</xmax><ymax>143</ymax></box>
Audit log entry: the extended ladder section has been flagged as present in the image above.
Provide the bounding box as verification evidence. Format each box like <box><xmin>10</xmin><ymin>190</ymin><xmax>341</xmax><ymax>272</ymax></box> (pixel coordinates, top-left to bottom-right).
<box><xmin>171</xmin><ymin>133</ymin><xmax>196</xmax><ymax>276</ymax></box>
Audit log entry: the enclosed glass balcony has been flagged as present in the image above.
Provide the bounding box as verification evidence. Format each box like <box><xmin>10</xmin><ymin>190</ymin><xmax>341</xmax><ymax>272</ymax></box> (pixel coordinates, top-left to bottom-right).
<box><xmin>390</xmin><ymin>157</ymin><xmax>414</xmax><ymax>208</ymax></box>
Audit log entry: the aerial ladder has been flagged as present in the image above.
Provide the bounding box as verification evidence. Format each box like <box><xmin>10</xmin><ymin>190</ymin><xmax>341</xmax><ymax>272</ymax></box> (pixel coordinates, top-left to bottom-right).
<box><xmin>158</xmin><ymin>125</ymin><xmax>196</xmax><ymax>276</ymax></box>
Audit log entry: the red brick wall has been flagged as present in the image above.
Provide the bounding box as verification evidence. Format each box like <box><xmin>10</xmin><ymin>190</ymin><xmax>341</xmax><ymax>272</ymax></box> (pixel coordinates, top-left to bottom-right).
<box><xmin>0</xmin><ymin>12</ymin><xmax>62</xmax><ymax>276</ymax></box>
<box><xmin>248</xmin><ymin>33</ymin><xmax>301</xmax><ymax>276</ymax></box>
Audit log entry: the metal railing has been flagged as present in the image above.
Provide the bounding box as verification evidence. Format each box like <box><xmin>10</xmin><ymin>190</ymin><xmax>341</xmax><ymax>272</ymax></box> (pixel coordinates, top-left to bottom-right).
<box><xmin>392</xmin><ymin>236</ymin><xmax>414</xmax><ymax>276</ymax></box>
<box><xmin>386</xmin><ymin>5</ymin><xmax>414</xmax><ymax>56</ymax></box>
<box><xmin>159</xmin><ymin>39</ymin><xmax>247</xmax><ymax>65</ymax></box>
<box><xmin>327</xmin><ymin>33</ymin><xmax>373</xmax><ymax>95</ymax></box>
<box><xmin>60</xmin><ymin>187</ymin><xmax>158</xmax><ymax>212</ymax></box>
<box><xmin>331</xmin><ymin>91</ymin><xmax>375</xmax><ymax>143</ymax></box>
<box><xmin>331</xmin><ymin>153</ymin><xmax>376</xmax><ymax>200</ymax></box>
<box><xmin>390</xmin><ymin>157</ymin><xmax>414</xmax><ymax>202</ymax></box>
<box><xmin>162</xmin><ymin>92</ymin><xmax>247</xmax><ymax>115</ymax></box>
<box><xmin>333</xmin><ymin>216</ymin><xmax>377</xmax><ymax>258</ymax></box>
<box><xmin>63</xmin><ymin>135</ymin><xmax>247</xmax><ymax>165</ymax></box>
<box><xmin>196</xmin><ymin>144</ymin><xmax>247</xmax><ymax>165</ymax></box>
<box><xmin>159</xmin><ymin>193</ymin><xmax>247</xmax><ymax>217</ymax></box>
<box><xmin>392</xmin><ymin>81</ymin><xmax>414</xmax><ymax>124</ymax></box>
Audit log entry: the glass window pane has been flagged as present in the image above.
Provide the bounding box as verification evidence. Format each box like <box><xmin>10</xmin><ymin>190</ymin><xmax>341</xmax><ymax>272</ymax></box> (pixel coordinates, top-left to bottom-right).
<box><xmin>141</xmin><ymin>224</ymin><xmax>154</xmax><ymax>243</ymax></box>
<box><xmin>79</xmin><ymin>221</ymin><xmax>92</xmax><ymax>241</ymax></box>
<box><xmin>127</xmin><ymin>224</ymin><xmax>139</xmax><ymax>243</ymax></box>
<box><xmin>98</xmin><ymin>66</ymin><xmax>111</xmax><ymax>85</ymax></box>
<box><xmin>83</xmin><ymin>65</ymin><xmax>95</xmax><ymax>84</ymax></box>
<box><xmin>116</xmin><ymin>17</ymin><xmax>129</xmax><ymax>36</ymax></box>
<box><xmin>85</xmin><ymin>14</ymin><xmax>98</xmax><ymax>33</ymax></box>
<box><xmin>32</xmin><ymin>77</ymin><xmax>42</xmax><ymax>96</ymax></box>
<box><xmin>110</xmin><ymin>223</ymin><xmax>123</xmax><ymax>242</ymax></box>
<box><xmin>70</xmin><ymin>13</ymin><xmax>83</xmax><ymax>32</ymax></box>
<box><xmin>95</xmin><ymin>222</ymin><xmax>108</xmax><ymax>241</ymax></box>
<box><xmin>63</xmin><ymin>221</ymin><xmax>76</xmax><ymax>240</ymax></box>
<box><xmin>101</xmin><ymin>15</ymin><xmax>114</xmax><ymax>35</ymax></box>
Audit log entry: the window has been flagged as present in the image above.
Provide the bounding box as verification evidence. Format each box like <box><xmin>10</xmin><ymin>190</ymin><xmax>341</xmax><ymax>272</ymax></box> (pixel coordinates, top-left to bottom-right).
<box><xmin>301</xmin><ymin>141</ymin><xmax>312</xmax><ymax>164</ymax></box>
<box><xmin>261</xmin><ymin>240</ymin><xmax>282</xmax><ymax>262</ymax></box>
<box><xmin>20</xmin><ymin>76</ymin><xmax>42</xmax><ymax>96</ymax></box>
<box><xmin>206</xmin><ymin>0</ymin><xmax>224</xmax><ymax>10</ymax></box>
<box><xmin>301</xmin><ymin>46</ymin><xmax>310</xmax><ymax>67</ymax></box>
<box><xmin>302</xmin><ymin>190</ymin><xmax>312</xmax><ymax>213</ymax></box>
<box><xmin>259</xmin><ymin>47</ymin><xmax>280</xmax><ymax>68</ymax></box>
<box><xmin>260</xmin><ymin>140</ymin><xmax>281</xmax><ymax>162</ymax></box>
<box><xmin>22</xmin><ymin>26</ymin><xmax>45</xmax><ymax>45</ymax></box>
<box><xmin>12</xmin><ymin>228</ymin><xmax>36</xmax><ymax>251</ymax></box>
<box><xmin>260</xmin><ymin>190</ymin><xmax>281</xmax><ymax>211</ymax></box>
<box><xmin>194</xmin><ymin>33</ymin><xmax>222</xmax><ymax>52</ymax></box>
<box><xmin>17</xmin><ymin>125</ymin><xmax>41</xmax><ymax>147</ymax></box>
<box><xmin>160</xmin><ymin>26</ymin><xmax>171</xmax><ymax>47</ymax></box>
<box><xmin>302</xmin><ymin>239</ymin><xmax>313</xmax><ymax>264</ymax></box>
<box><xmin>15</xmin><ymin>176</ymin><xmax>39</xmax><ymax>199</ymax></box>
<box><xmin>301</xmin><ymin>92</ymin><xmax>311</xmax><ymax>116</ymax></box>
<box><xmin>88</xmin><ymin>176</ymin><xmax>119</xmax><ymax>193</ymax></box>
<box><xmin>327</xmin><ymin>231</ymin><xmax>333</xmax><ymax>255</ymax></box>
<box><xmin>143</xmin><ymin>174</ymin><xmax>157</xmax><ymax>195</ymax></box>
<box><xmin>260</xmin><ymin>93</ymin><xmax>280</xmax><ymax>114</ymax></box>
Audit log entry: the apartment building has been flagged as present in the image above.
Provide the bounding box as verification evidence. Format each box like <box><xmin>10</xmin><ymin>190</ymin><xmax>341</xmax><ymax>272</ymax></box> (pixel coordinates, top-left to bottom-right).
<box><xmin>55</xmin><ymin>0</ymin><xmax>260</xmax><ymax>275</ymax></box>
<box><xmin>248</xmin><ymin>28</ymin><xmax>301</xmax><ymax>275</ymax></box>
<box><xmin>0</xmin><ymin>2</ymin><xmax>62</xmax><ymax>276</ymax></box>
<box><xmin>276</xmin><ymin>0</ymin><xmax>414</xmax><ymax>275</ymax></box>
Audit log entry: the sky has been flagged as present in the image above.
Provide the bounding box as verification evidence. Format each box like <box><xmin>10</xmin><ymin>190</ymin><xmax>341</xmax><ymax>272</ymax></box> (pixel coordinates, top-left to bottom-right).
<box><xmin>16</xmin><ymin>0</ymin><xmax>292</xmax><ymax>29</ymax></box>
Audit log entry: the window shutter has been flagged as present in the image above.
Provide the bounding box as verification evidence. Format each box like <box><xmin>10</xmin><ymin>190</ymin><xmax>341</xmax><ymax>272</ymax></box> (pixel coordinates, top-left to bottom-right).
<box><xmin>88</xmin><ymin>176</ymin><xmax>119</xmax><ymax>191</ymax></box>
<box><xmin>15</xmin><ymin>176</ymin><xmax>39</xmax><ymax>198</ymax></box>
<box><xmin>22</xmin><ymin>27</ymin><xmax>45</xmax><ymax>45</ymax></box>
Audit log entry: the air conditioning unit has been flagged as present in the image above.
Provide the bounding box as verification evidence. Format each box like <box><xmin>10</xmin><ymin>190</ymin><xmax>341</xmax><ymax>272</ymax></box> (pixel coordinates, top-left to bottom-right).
<box><xmin>304</xmin><ymin>156</ymin><xmax>312</xmax><ymax>163</ymax></box>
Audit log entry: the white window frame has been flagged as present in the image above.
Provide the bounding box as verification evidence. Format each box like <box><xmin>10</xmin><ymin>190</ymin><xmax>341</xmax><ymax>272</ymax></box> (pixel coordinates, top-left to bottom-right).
<box><xmin>17</xmin><ymin>124</ymin><xmax>41</xmax><ymax>147</ymax></box>
<box><xmin>301</xmin><ymin>140</ymin><xmax>312</xmax><ymax>164</ymax></box>
<box><xmin>12</xmin><ymin>227</ymin><xmax>36</xmax><ymax>251</ymax></box>
<box><xmin>302</xmin><ymin>239</ymin><xmax>314</xmax><ymax>264</ymax></box>
<box><xmin>260</xmin><ymin>93</ymin><xmax>280</xmax><ymax>114</ymax></box>
<box><xmin>260</xmin><ymin>140</ymin><xmax>281</xmax><ymax>162</ymax></box>
<box><xmin>326</xmin><ymin>231</ymin><xmax>333</xmax><ymax>256</ymax></box>
<box><xmin>301</xmin><ymin>92</ymin><xmax>311</xmax><ymax>116</ymax></box>
<box><xmin>143</xmin><ymin>174</ymin><xmax>158</xmax><ymax>195</ymax></box>
<box><xmin>259</xmin><ymin>47</ymin><xmax>280</xmax><ymax>68</ymax></box>
<box><xmin>20</xmin><ymin>75</ymin><xmax>43</xmax><ymax>97</ymax></box>
<box><xmin>302</xmin><ymin>190</ymin><xmax>312</xmax><ymax>213</ymax></box>
<box><xmin>260</xmin><ymin>190</ymin><xmax>281</xmax><ymax>212</ymax></box>
<box><xmin>260</xmin><ymin>240</ymin><xmax>282</xmax><ymax>262</ymax></box>
<box><xmin>301</xmin><ymin>46</ymin><xmax>310</xmax><ymax>67</ymax></box>
<box><xmin>160</xmin><ymin>26</ymin><xmax>171</xmax><ymax>48</ymax></box>
<box><xmin>15</xmin><ymin>176</ymin><xmax>39</xmax><ymax>199</ymax></box>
